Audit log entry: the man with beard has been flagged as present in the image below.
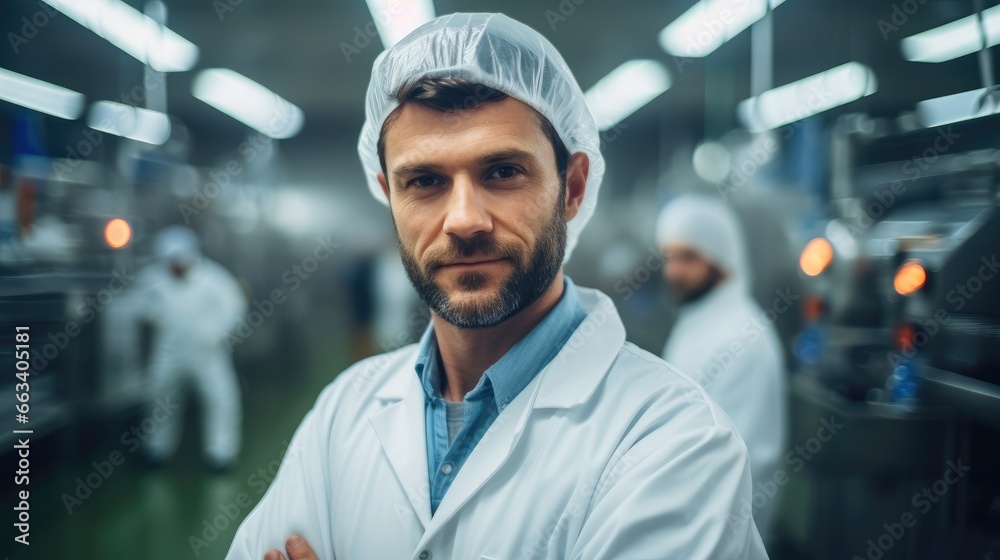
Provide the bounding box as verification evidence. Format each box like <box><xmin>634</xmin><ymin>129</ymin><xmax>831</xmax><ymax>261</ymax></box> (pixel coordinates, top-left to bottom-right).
<box><xmin>226</xmin><ymin>13</ymin><xmax>768</xmax><ymax>560</ymax></box>
<box><xmin>657</xmin><ymin>194</ymin><xmax>787</xmax><ymax>543</ymax></box>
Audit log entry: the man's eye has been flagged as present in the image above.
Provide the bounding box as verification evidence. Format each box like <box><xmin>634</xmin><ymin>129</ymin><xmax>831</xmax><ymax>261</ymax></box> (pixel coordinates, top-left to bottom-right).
<box><xmin>489</xmin><ymin>166</ymin><xmax>520</xmax><ymax>180</ymax></box>
<box><xmin>411</xmin><ymin>176</ymin><xmax>441</xmax><ymax>188</ymax></box>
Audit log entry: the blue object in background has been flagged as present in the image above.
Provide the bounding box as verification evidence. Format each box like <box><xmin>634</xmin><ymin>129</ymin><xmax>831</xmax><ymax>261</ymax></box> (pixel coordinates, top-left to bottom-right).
<box><xmin>887</xmin><ymin>360</ymin><xmax>921</xmax><ymax>403</ymax></box>
<box><xmin>794</xmin><ymin>324</ymin><xmax>825</xmax><ymax>366</ymax></box>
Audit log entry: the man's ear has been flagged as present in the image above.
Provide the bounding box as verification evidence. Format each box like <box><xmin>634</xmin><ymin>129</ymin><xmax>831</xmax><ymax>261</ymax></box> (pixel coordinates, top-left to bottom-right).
<box><xmin>377</xmin><ymin>172</ymin><xmax>390</xmax><ymax>203</ymax></box>
<box><xmin>563</xmin><ymin>152</ymin><xmax>589</xmax><ymax>222</ymax></box>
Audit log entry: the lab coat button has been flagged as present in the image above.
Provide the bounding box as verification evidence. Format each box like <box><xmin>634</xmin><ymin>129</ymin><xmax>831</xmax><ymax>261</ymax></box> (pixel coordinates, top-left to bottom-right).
<box><xmin>418</xmin><ymin>549</ymin><xmax>431</xmax><ymax>560</ymax></box>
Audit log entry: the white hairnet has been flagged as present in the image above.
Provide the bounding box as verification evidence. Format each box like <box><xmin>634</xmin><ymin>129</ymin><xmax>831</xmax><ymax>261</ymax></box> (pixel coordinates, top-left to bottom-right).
<box><xmin>357</xmin><ymin>12</ymin><xmax>605</xmax><ymax>264</ymax></box>
<box><xmin>155</xmin><ymin>226</ymin><xmax>200</xmax><ymax>263</ymax></box>
<box><xmin>655</xmin><ymin>195</ymin><xmax>750</xmax><ymax>289</ymax></box>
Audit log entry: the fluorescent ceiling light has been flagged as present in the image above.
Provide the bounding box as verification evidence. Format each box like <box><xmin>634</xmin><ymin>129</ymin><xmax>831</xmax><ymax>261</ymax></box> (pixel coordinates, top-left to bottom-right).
<box><xmin>268</xmin><ymin>188</ymin><xmax>332</xmax><ymax>235</ymax></box>
<box><xmin>585</xmin><ymin>59</ymin><xmax>671</xmax><ymax>131</ymax></box>
<box><xmin>365</xmin><ymin>0</ymin><xmax>436</xmax><ymax>49</ymax></box>
<box><xmin>737</xmin><ymin>62</ymin><xmax>877</xmax><ymax>132</ymax></box>
<box><xmin>901</xmin><ymin>5</ymin><xmax>1000</xmax><ymax>63</ymax></box>
<box><xmin>41</xmin><ymin>0</ymin><xmax>198</xmax><ymax>72</ymax></box>
<box><xmin>659</xmin><ymin>0</ymin><xmax>786</xmax><ymax>58</ymax></box>
<box><xmin>916</xmin><ymin>87</ymin><xmax>1000</xmax><ymax>127</ymax></box>
<box><xmin>0</xmin><ymin>67</ymin><xmax>83</xmax><ymax>119</ymax></box>
<box><xmin>192</xmin><ymin>69</ymin><xmax>304</xmax><ymax>139</ymax></box>
<box><xmin>693</xmin><ymin>141</ymin><xmax>731</xmax><ymax>183</ymax></box>
<box><xmin>88</xmin><ymin>100</ymin><xmax>171</xmax><ymax>145</ymax></box>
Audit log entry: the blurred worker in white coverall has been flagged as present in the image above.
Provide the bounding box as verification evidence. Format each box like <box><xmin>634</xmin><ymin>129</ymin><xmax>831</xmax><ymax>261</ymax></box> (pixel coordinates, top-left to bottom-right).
<box><xmin>136</xmin><ymin>226</ymin><xmax>247</xmax><ymax>471</ymax></box>
<box><xmin>227</xmin><ymin>13</ymin><xmax>768</xmax><ymax>560</ymax></box>
<box><xmin>657</xmin><ymin>194</ymin><xmax>787</xmax><ymax>540</ymax></box>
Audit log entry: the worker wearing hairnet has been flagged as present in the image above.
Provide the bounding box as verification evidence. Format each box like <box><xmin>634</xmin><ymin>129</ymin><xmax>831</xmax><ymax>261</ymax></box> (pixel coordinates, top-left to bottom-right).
<box><xmin>136</xmin><ymin>226</ymin><xmax>247</xmax><ymax>471</ymax></box>
<box><xmin>656</xmin><ymin>194</ymin><xmax>787</xmax><ymax>541</ymax></box>
<box><xmin>227</xmin><ymin>13</ymin><xmax>768</xmax><ymax>560</ymax></box>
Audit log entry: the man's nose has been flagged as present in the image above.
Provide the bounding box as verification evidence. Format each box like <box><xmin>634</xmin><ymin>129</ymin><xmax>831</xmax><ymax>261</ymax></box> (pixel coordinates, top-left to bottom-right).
<box><xmin>442</xmin><ymin>176</ymin><xmax>493</xmax><ymax>239</ymax></box>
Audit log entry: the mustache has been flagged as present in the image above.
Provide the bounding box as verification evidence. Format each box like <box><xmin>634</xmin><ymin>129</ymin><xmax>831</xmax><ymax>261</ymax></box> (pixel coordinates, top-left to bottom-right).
<box><xmin>424</xmin><ymin>234</ymin><xmax>522</xmax><ymax>270</ymax></box>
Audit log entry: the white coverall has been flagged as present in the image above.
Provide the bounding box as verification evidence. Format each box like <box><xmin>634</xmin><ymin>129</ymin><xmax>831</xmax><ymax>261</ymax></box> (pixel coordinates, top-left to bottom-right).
<box><xmin>137</xmin><ymin>227</ymin><xmax>247</xmax><ymax>468</ymax></box>
<box><xmin>657</xmin><ymin>195</ymin><xmax>788</xmax><ymax>538</ymax></box>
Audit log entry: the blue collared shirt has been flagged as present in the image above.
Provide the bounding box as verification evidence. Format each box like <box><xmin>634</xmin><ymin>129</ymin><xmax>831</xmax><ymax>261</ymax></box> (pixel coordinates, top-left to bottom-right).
<box><xmin>414</xmin><ymin>275</ymin><xmax>588</xmax><ymax>515</ymax></box>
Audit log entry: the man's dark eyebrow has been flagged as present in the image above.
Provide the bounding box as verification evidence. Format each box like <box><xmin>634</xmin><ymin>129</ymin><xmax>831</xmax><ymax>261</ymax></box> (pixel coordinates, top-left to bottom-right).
<box><xmin>479</xmin><ymin>148</ymin><xmax>538</xmax><ymax>166</ymax></box>
<box><xmin>391</xmin><ymin>163</ymin><xmax>446</xmax><ymax>178</ymax></box>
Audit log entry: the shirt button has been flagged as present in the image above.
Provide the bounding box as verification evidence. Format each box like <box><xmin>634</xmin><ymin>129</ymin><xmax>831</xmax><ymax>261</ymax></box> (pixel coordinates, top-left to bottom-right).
<box><xmin>418</xmin><ymin>550</ymin><xmax>432</xmax><ymax>560</ymax></box>
<box><xmin>440</xmin><ymin>462</ymin><xmax>453</xmax><ymax>475</ymax></box>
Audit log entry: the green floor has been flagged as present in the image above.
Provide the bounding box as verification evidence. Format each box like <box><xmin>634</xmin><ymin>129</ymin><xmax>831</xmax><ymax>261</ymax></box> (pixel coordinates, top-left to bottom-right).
<box><xmin>4</xmin><ymin>325</ymin><xmax>351</xmax><ymax>560</ymax></box>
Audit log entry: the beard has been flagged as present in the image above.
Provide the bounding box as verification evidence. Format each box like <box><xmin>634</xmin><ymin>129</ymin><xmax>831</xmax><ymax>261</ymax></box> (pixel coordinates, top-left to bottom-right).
<box><xmin>395</xmin><ymin>194</ymin><xmax>566</xmax><ymax>329</ymax></box>
<box><xmin>670</xmin><ymin>265</ymin><xmax>725</xmax><ymax>305</ymax></box>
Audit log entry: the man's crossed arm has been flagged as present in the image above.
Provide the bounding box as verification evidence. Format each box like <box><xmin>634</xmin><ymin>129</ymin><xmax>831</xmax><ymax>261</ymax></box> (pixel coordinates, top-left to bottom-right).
<box><xmin>264</xmin><ymin>535</ymin><xmax>319</xmax><ymax>560</ymax></box>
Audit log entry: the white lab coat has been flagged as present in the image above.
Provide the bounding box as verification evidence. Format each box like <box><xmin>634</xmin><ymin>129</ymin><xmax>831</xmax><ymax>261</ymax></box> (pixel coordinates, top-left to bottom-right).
<box><xmin>134</xmin><ymin>257</ymin><xmax>247</xmax><ymax>467</ymax></box>
<box><xmin>226</xmin><ymin>285</ymin><xmax>768</xmax><ymax>559</ymax></box>
<box><xmin>661</xmin><ymin>279</ymin><xmax>787</xmax><ymax>537</ymax></box>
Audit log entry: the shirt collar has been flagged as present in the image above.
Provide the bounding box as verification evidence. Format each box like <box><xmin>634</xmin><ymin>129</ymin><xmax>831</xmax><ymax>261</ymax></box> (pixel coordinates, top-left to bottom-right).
<box><xmin>414</xmin><ymin>275</ymin><xmax>588</xmax><ymax>411</ymax></box>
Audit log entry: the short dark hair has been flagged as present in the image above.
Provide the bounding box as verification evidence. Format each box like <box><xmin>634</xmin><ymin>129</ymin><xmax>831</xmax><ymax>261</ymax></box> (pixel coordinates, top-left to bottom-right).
<box><xmin>376</xmin><ymin>77</ymin><xmax>570</xmax><ymax>184</ymax></box>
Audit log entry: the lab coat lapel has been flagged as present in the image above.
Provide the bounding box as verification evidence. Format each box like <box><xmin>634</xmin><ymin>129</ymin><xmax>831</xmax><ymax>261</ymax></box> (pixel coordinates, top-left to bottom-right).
<box><xmin>369</xmin><ymin>368</ymin><xmax>433</xmax><ymax>530</ymax></box>
<box><xmin>416</xmin><ymin>286</ymin><xmax>627</xmax><ymax>545</ymax></box>
<box><xmin>533</xmin><ymin>287</ymin><xmax>626</xmax><ymax>409</ymax></box>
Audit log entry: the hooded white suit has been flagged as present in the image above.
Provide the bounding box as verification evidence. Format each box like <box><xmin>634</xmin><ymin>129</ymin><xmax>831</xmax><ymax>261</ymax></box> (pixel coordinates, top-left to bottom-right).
<box><xmin>657</xmin><ymin>195</ymin><xmax>788</xmax><ymax>538</ymax></box>
<box><xmin>136</xmin><ymin>227</ymin><xmax>247</xmax><ymax>468</ymax></box>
